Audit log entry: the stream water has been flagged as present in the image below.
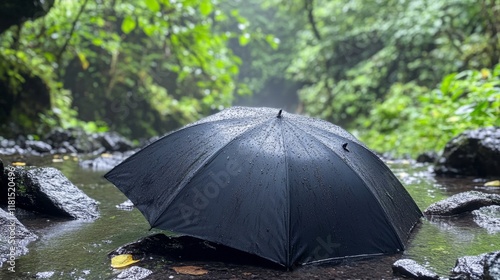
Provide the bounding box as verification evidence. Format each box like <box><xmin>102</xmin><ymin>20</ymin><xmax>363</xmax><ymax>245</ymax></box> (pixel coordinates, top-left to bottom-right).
<box><xmin>0</xmin><ymin>155</ymin><xmax>499</xmax><ymax>279</ymax></box>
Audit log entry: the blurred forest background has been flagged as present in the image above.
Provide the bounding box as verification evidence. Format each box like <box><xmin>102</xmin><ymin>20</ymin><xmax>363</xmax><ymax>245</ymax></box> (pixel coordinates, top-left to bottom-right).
<box><xmin>0</xmin><ymin>0</ymin><xmax>499</xmax><ymax>157</ymax></box>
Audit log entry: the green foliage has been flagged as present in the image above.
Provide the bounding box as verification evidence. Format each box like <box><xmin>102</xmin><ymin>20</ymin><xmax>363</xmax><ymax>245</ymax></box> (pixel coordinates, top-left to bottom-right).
<box><xmin>278</xmin><ymin>0</ymin><xmax>499</xmax><ymax>127</ymax></box>
<box><xmin>0</xmin><ymin>0</ymin><xmax>247</xmax><ymax>138</ymax></box>
<box><xmin>357</xmin><ymin>64</ymin><xmax>500</xmax><ymax>156</ymax></box>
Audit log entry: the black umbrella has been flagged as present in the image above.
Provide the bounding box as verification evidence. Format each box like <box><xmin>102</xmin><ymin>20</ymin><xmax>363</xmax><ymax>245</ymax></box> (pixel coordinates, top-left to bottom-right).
<box><xmin>105</xmin><ymin>106</ymin><xmax>422</xmax><ymax>268</ymax></box>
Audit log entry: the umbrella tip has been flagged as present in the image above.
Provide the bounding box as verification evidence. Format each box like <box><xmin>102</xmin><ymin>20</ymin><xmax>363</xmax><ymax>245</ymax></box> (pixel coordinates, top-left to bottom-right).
<box><xmin>277</xmin><ymin>109</ymin><xmax>283</xmax><ymax>118</ymax></box>
<box><xmin>342</xmin><ymin>143</ymin><xmax>350</xmax><ymax>152</ymax></box>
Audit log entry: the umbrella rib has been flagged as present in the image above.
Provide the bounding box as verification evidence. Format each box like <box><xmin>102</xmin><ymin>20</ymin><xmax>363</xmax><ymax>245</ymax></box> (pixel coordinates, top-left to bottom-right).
<box><xmin>278</xmin><ymin>117</ymin><xmax>292</xmax><ymax>268</ymax></box>
<box><xmin>285</xmin><ymin>123</ymin><xmax>406</xmax><ymax>250</ymax></box>
<box><xmin>149</xmin><ymin>118</ymin><xmax>275</xmax><ymax>228</ymax></box>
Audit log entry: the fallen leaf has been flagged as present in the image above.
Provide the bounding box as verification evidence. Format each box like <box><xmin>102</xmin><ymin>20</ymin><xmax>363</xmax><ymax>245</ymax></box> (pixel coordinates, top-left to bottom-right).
<box><xmin>110</xmin><ymin>254</ymin><xmax>140</xmax><ymax>269</ymax></box>
<box><xmin>172</xmin><ymin>266</ymin><xmax>208</xmax><ymax>276</ymax></box>
<box><xmin>485</xmin><ymin>180</ymin><xmax>500</xmax><ymax>187</ymax></box>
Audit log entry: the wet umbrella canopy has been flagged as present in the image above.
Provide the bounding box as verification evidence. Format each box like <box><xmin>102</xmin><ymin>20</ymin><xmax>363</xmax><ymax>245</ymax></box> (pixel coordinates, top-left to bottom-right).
<box><xmin>105</xmin><ymin>106</ymin><xmax>422</xmax><ymax>268</ymax></box>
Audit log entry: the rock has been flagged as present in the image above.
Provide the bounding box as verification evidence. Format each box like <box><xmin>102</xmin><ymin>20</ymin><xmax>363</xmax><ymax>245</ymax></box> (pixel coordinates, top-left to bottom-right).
<box><xmin>434</xmin><ymin>127</ymin><xmax>500</xmax><ymax>177</ymax></box>
<box><xmin>114</xmin><ymin>266</ymin><xmax>152</xmax><ymax>280</ymax></box>
<box><xmin>472</xmin><ymin>205</ymin><xmax>500</xmax><ymax>233</ymax></box>
<box><xmin>0</xmin><ymin>137</ymin><xmax>15</xmax><ymax>149</ymax></box>
<box><xmin>0</xmin><ymin>208</ymin><xmax>38</xmax><ymax>267</ymax></box>
<box><xmin>25</xmin><ymin>140</ymin><xmax>52</xmax><ymax>153</ymax></box>
<box><xmin>3</xmin><ymin>129</ymin><xmax>136</xmax><ymax>155</ymax></box>
<box><xmin>0</xmin><ymin>166</ymin><xmax>99</xmax><ymax>220</ymax></box>
<box><xmin>424</xmin><ymin>191</ymin><xmax>500</xmax><ymax>216</ymax></box>
<box><xmin>392</xmin><ymin>259</ymin><xmax>439</xmax><ymax>280</ymax></box>
<box><xmin>79</xmin><ymin>151</ymin><xmax>135</xmax><ymax>171</ymax></box>
<box><xmin>116</xmin><ymin>199</ymin><xmax>134</xmax><ymax>211</ymax></box>
<box><xmin>35</xmin><ymin>271</ymin><xmax>55</xmax><ymax>278</ymax></box>
<box><xmin>416</xmin><ymin>152</ymin><xmax>438</xmax><ymax>163</ymax></box>
<box><xmin>44</xmin><ymin>128</ymin><xmax>103</xmax><ymax>154</ymax></box>
<box><xmin>99</xmin><ymin>132</ymin><xmax>134</xmax><ymax>152</ymax></box>
<box><xmin>44</xmin><ymin>128</ymin><xmax>73</xmax><ymax>145</ymax></box>
<box><xmin>484</xmin><ymin>251</ymin><xmax>500</xmax><ymax>280</ymax></box>
<box><xmin>451</xmin><ymin>254</ymin><xmax>486</xmax><ymax>280</ymax></box>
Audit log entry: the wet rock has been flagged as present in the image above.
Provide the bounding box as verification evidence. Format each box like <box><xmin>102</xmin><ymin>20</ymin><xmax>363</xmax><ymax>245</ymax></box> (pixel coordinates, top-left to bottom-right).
<box><xmin>392</xmin><ymin>259</ymin><xmax>439</xmax><ymax>280</ymax></box>
<box><xmin>35</xmin><ymin>271</ymin><xmax>55</xmax><ymax>278</ymax></box>
<box><xmin>451</xmin><ymin>253</ymin><xmax>486</xmax><ymax>280</ymax></box>
<box><xmin>0</xmin><ymin>166</ymin><xmax>99</xmax><ymax>220</ymax></box>
<box><xmin>99</xmin><ymin>132</ymin><xmax>134</xmax><ymax>152</ymax></box>
<box><xmin>472</xmin><ymin>205</ymin><xmax>500</xmax><ymax>233</ymax></box>
<box><xmin>79</xmin><ymin>151</ymin><xmax>135</xmax><ymax>171</ymax></box>
<box><xmin>45</xmin><ymin>128</ymin><xmax>102</xmax><ymax>154</ymax></box>
<box><xmin>70</xmin><ymin>134</ymin><xmax>102</xmax><ymax>154</ymax></box>
<box><xmin>3</xmin><ymin>129</ymin><xmax>136</xmax><ymax>155</ymax></box>
<box><xmin>434</xmin><ymin>127</ymin><xmax>500</xmax><ymax>177</ymax></box>
<box><xmin>424</xmin><ymin>191</ymin><xmax>500</xmax><ymax>216</ymax></box>
<box><xmin>44</xmin><ymin>128</ymin><xmax>73</xmax><ymax>145</ymax></box>
<box><xmin>0</xmin><ymin>208</ymin><xmax>38</xmax><ymax>267</ymax></box>
<box><xmin>25</xmin><ymin>140</ymin><xmax>52</xmax><ymax>153</ymax></box>
<box><xmin>484</xmin><ymin>251</ymin><xmax>500</xmax><ymax>280</ymax></box>
<box><xmin>116</xmin><ymin>199</ymin><xmax>134</xmax><ymax>211</ymax></box>
<box><xmin>114</xmin><ymin>266</ymin><xmax>152</xmax><ymax>280</ymax></box>
<box><xmin>416</xmin><ymin>152</ymin><xmax>438</xmax><ymax>163</ymax></box>
<box><xmin>0</xmin><ymin>137</ymin><xmax>15</xmax><ymax>149</ymax></box>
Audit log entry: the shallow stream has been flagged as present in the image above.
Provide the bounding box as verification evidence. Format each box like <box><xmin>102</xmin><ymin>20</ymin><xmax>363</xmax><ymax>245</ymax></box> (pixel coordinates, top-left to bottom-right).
<box><xmin>0</xmin><ymin>155</ymin><xmax>499</xmax><ymax>279</ymax></box>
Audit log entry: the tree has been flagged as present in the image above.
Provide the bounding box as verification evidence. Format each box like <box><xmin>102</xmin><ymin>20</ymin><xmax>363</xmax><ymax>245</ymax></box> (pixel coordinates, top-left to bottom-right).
<box><xmin>0</xmin><ymin>0</ymin><xmax>246</xmax><ymax>138</ymax></box>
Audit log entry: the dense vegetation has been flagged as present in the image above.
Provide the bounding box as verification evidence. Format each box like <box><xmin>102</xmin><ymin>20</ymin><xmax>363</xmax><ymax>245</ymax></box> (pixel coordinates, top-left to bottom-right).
<box><xmin>0</xmin><ymin>0</ymin><xmax>499</xmax><ymax>156</ymax></box>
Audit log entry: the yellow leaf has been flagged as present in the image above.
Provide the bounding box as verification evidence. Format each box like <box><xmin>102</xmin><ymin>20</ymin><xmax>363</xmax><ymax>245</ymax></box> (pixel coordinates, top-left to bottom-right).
<box><xmin>172</xmin><ymin>266</ymin><xmax>208</xmax><ymax>275</ymax></box>
<box><xmin>77</xmin><ymin>52</ymin><xmax>89</xmax><ymax>70</ymax></box>
<box><xmin>481</xmin><ymin>69</ymin><xmax>490</xmax><ymax>79</ymax></box>
<box><xmin>484</xmin><ymin>180</ymin><xmax>500</xmax><ymax>187</ymax></box>
<box><xmin>110</xmin><ymin>254</ymin><xmax>140</xmax><ymax>269</ymax></box>
<box><xmin>12</xmin><ymin>162</ymin><xmax>26</xmax><ymax>166</ymax></box>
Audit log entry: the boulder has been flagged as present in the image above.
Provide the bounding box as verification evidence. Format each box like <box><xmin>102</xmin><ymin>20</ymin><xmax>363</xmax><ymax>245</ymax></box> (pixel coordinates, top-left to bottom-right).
<box><xmin>114</xmin><ymin>266</ymin><xmax>152</xmax><ymax>280</ymax></box>
<box><xmin>392</xmin><ymin>259</ymin><xmax>439</xmax><ymax>280</ymax></box>
<box><xmin>472</xmin><ymin>205</ymin><xmax>500</xmax><ymax>233</ymax></box>
<box><xmin>451</xmin><ymin>254</ymin><xmax>486</xmax><ymax>280</ymax></box>
<box><xmin>434</xmin><ymin>127</ymin><xmax>500</xmax><ymax>177</ymax></box>
<box><xmin>0</xmin><ymin>208</ymin><xmax>38</xmax><ymax>267</ymax></box>
<box><xmin>451</xmin><ymin>251</ymin><xmax>500</xmax><ymax>280</ymax></box>
<box><xmin>484</xmin><ymin>251</ymin><xmax>500</xmax><ymax>280</ymax></box>
<box><xmin>424</xmin><ymin>191</ymin><xmax>500</xmax><ymax>216</ymax></box>
<box><xmin>0</xmin><ymin>166</ymin><xmax>99</xmax><ymax>220</ymax></box>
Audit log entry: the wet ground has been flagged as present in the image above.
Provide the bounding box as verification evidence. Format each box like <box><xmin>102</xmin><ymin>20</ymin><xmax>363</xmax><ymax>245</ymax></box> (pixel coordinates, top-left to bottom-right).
<box><xmin>1</xmin><ymin>155</ymin><xmax>499</xmax><ymax>279</ymax></box>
